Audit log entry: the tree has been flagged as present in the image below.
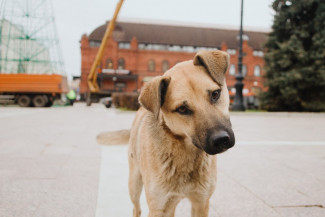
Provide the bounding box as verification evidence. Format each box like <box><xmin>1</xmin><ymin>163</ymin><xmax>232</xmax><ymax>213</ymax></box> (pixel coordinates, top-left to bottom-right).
<box><xmin>260</xmin><ymin>0</ymin><xmax>325</xmax><ymax>111</ymax></box>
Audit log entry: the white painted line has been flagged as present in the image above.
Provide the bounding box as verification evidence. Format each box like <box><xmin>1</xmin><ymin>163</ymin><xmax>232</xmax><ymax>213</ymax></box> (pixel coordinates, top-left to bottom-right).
<box><xmin>95</xmin><ymin>146</ymin><xmax>191</xmax><ymax>217</ymax></box>
<box><xmin>95</xmin><ymin>145</ymin><xmax>148</xmax><ymax>217</ymax></box>
<box><xmin>237</xmin><ymin>141</ymin><xmax>325</xmax><ymax>145</ymax></box>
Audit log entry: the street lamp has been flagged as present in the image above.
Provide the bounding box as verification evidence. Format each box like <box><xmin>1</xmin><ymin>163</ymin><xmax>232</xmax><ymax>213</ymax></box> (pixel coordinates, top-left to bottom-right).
<box><xmin>232</xmin><ymin>0</ymin><xmax>246</xmax><ymax>111</ymax></box>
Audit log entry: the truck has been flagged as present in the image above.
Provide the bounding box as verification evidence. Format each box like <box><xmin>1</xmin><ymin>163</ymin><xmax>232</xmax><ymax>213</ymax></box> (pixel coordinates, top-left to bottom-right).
<box><xmin>0</xmin><ymin>74</ymin><xmax>68</xmax><ymax>107</ymax></box>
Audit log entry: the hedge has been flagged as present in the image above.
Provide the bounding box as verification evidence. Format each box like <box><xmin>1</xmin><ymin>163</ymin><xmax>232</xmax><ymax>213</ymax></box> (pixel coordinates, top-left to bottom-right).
<box><xmin>112</xmin><ymin>92</ymin><xmax>140</xmax><ymax>111</ymax></box>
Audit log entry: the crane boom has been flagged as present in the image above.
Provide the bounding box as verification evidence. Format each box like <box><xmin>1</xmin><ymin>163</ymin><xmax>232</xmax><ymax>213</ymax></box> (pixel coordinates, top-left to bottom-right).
<box><xmin>87</xmin><ymin>0</ymin><xmax>124</xmax><ymax>93</ymax></box>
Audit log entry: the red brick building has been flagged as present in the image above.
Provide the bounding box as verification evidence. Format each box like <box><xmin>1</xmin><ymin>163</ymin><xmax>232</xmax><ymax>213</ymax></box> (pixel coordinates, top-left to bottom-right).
<box><xmin>80</xmin><ymin>20</ymin><xmax>267</xmax><ymax>103</ymax></box>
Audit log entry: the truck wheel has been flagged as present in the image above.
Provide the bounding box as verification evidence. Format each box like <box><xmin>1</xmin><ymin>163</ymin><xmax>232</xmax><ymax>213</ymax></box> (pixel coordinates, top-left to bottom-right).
<box><xmin>33</xmin><ymin>95</ymin><xmax>48</xmax><ymax>107</ymax></box>
<box><xmin>17</xmin><ymin>95</ymin><xmax>32</xmax><ymax>107</ymax></box>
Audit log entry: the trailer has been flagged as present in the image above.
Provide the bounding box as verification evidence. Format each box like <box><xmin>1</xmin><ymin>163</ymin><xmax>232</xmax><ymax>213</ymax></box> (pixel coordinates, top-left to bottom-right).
<box><xmin>0</xmin><ymin>74</ymin><xmax>68</xmax><ymax>107</ymax></box>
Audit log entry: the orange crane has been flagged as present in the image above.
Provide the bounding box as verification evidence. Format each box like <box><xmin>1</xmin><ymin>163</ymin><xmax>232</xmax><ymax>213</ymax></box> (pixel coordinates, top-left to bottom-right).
<box><xmin>86</xmin><ymin>0</ymin><xmax>124</xmax><ymax>106</ymax></box>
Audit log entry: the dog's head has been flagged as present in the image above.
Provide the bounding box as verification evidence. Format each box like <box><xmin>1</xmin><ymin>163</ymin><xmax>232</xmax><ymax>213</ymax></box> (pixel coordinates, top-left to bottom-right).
<box><xmin>139</xmin><ymin>50</ymin><xmax>235</xmax><ymax>155</ymax></box>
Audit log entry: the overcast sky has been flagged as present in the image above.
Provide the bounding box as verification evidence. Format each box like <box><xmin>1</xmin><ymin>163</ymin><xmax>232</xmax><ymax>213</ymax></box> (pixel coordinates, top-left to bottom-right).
<box><xmin>52</xmin><ymin>0</ymin><xmax>275</xmax><ymax>78</ymax></box>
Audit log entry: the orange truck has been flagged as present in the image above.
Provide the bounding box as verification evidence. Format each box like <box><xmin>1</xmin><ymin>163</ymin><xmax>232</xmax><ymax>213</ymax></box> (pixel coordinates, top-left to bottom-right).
<box><xmin>0</xmin><ymin>74</ymin><xmax>68</xmax><ymax>107</ymax></box>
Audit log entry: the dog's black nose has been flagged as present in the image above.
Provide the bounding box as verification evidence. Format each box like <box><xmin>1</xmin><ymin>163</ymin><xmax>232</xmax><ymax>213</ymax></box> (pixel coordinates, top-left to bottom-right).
<box><xmin>204</xmin><ymin>130</ymin><xmax>235</xmax><ymax>155</ymax></box>
<box><xmin>210</xmin><ymin>131</ymin><xmax>230</xmax><ymax>148</ymax></box>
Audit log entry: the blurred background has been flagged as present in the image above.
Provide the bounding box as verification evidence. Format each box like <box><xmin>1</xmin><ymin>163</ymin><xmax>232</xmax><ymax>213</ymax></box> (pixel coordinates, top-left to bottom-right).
<box><xmin>1</xmin><ymin>0</ymin><xmax>324</xmax><ymax>111</ymax></box>
<box><xmin>0</xmin><ymin>0</ymin><xmax>276</xmax><ymax>110</ymax></box>
<box><xmin>0</xmin><ymin>1</ymin><xmax>324</xmax><ymax>216</ymax></box>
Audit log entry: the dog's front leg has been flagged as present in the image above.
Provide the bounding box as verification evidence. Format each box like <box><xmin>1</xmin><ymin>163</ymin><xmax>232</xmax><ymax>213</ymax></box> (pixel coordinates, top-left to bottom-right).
<box><xmin>147</xmin><ymin>194</ymin><xmax>181</xmax><ymax>217</ymax></box>
<box><xmin>189</xmin><ymin>196</ymin><xmax>210</xmax><ymax>217</ymax></box>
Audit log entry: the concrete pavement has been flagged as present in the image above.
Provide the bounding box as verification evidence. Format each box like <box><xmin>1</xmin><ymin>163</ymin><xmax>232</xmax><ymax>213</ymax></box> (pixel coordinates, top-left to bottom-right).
<box><xmin>0</xmin><ymin>103</ymin><xmax>324</xmax><ymax>217</ymax></box>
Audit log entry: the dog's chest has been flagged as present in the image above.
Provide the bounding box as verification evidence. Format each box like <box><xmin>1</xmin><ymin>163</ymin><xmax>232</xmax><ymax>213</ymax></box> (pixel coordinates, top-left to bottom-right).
<box><xmin>157</xmin><ymin>153</ymin><xmax>214</xmax><ymax>193</ymax></box>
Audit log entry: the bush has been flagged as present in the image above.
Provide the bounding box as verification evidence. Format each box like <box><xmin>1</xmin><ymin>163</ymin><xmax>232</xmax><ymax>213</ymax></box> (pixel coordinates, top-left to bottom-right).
<box><xmin>112</xmin><ymin>92</ymin><xmax>140</xmax><ymax>111</ymax></box>
<box><xmin>260</xmin><ymin>0</ymin><xmax>325</xmax><ymax>112</ymax></box>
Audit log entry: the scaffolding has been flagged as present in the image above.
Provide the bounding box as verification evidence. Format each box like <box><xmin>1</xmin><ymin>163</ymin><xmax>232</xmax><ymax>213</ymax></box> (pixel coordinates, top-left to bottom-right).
<box><xmin>0</xmin><ymin>0</ymin><xmax>65</xmax><ymax>74</ymax></box>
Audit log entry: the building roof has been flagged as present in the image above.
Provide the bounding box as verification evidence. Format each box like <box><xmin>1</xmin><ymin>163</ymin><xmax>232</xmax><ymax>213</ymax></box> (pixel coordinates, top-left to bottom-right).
<box><xmin>88</xmin><ymin>21</ymin><xmax>268</xmax><ymax>50</ymax></box>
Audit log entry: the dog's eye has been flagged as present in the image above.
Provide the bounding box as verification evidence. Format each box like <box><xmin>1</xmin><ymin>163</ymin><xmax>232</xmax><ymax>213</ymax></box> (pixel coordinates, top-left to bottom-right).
<box><xmin>176</xmin><ymin>106</ymin><xmax>192</xmax><ymax>115</ymax></box>
<box><xmin>211</xmin><ymin>89</ymin><xmax>221</xmax><ymax>103</ymax></box>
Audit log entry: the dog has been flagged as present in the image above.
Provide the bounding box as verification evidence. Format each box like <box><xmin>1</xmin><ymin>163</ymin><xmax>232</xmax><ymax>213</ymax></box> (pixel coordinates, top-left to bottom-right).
<box><xmin>128</xmin><ymin>50</ymin><xmax>235</xmax><ymax>217</ymax></box>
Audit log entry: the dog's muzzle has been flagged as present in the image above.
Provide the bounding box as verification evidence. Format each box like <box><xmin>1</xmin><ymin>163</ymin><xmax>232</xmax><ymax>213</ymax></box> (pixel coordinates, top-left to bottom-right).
<box><xmin>205</xmin><ymin>129</ymin><xmax>235</xmax><ymax>155</ymax></box>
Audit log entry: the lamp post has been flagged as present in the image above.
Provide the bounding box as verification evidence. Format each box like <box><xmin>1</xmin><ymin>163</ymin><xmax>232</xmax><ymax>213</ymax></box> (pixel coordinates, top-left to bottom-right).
<box><xmin>232</xmin><ymin>0</ymin><xmax>246</xmax><ymax>111</ymax></box>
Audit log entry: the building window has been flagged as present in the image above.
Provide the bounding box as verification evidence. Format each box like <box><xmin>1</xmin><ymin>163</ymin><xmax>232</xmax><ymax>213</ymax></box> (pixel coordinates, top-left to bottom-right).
<box><xmin>118</xmin><ymin>58</ymin><xmax>125</xmax><ymax>70</ymax></box>
<box><xmin>254</xmin><ymin>65</ymin><xmax>261</xmax><ymax>76</ymax></box>
<box><xmin>183</xmin><ymin>46</ymin><xmax>195</xmax><ymax>52</ymax></box>
<box><xmin>253</xmin><ymin>50</ymin><xmax>264</xmax><ymax>57</ymax></box>
<box><xmin>227</xmin><ymin>49</ymin><xmax>236</xmax><ymax>55</ymax></box>
<box><xmin>118</xmin><ymin>43</ymin><xmax>130</xmax><ymax>49</ymax></box>
<box><xmin>242</xmin><ymin>64</ymin><xmax>247</xmax><ymax>76</ymax></box>
<box><xmin>106</xmin><ymin>58</ymin><xmax>113</xmax><ymax>69</ymax></box>
<box><xmin>137</xmin><ymin>43</ymin><xmax>217</xmax><ymax>53</ymax></box>
<box><xmin>89</xmin><ymin>40</ymin><xmax>101</xmax><ymax>47</ymax></box>
<box><xmin>148</xmin><ymin>59</ymin><xmax>155</xmax><ymax>72</ymax></box>
<box><xmin>169</xmin><ymin>45</ymin><xmax>180</xmax><ymax>52</ymax></box>
<box><xmin>138</xmin><ymin>43</ymin><xmax>145</xmax><ymax>50</ymax></box>
<box><xmin>162</xmin><ymin>60</ymin><xmax>169</xmax><ymax>72</ymax></box>
<box><xmin>229</xmin><ymin>64</ymin><xmax>236</xmax><ymax>75</ymax></box>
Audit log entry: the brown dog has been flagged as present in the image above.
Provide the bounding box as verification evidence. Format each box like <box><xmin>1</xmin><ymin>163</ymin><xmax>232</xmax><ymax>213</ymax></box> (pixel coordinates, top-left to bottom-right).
<box><xmin>128</xmin><ymin>50</ymin><xmax>235</xmax><ymax>217</ymax></box>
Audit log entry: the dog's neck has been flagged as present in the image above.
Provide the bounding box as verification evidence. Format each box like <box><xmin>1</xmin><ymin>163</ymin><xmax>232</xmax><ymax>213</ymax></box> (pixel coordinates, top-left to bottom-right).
<box><xmin>148</xmin><ymin>111</ymin><xmax>213</xmax><ymax>166</ymax></box>
<box><xmin>145</xmin><ymin>112</ymin><xmax>215</xmax><ymax>188</ymax></box>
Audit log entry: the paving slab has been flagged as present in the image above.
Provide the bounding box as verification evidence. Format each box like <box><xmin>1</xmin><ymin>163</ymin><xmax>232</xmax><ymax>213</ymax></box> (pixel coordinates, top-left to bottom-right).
<box><xmin>0</xmin><ymin>191</ymin><xmax>45</xmax><ymax>217</ymax></box>
<box><xmin>231</xmin><ymin>112</ymin><xmax>325</xmax><ymax>142</ymax></box>
<box><xmin>275</xmin><ymin>207</ymin><xmax>325</xmax><ymax>217</ymax></box>
<box><xmin>1</xmin><ymin>104</ymin><xmax>325</xmax><ymax>217</ymax></box>
<box><xmin>218</xmin><ymin>145</ymin><xmax>325</xmax><ymax>208</ymax></box>
<box><xmin>96</xmin><ymin>144</ymin><xmax>325</xmax><ymax>217</ymax></box>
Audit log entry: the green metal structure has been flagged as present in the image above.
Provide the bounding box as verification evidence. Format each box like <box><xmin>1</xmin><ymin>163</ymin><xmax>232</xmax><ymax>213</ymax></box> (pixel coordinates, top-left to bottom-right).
<box><xmin>0</xmin><ymin>0</ymin><xmax>64</xmax><ymax>74</ymax></box>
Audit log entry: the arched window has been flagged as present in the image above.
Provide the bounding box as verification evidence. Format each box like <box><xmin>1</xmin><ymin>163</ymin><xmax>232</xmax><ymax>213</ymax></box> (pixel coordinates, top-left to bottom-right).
<box><xmin>148</xmin><ymin>59</ymin><xmax>155</xmax><ymax>72</ymax></box>
<box><xmin>106</xmin><ymin>58</ymin><xmax>113</xmax><ymax>69</ymax></box>
<box><xmin>162</xmin><ymin>60</ymin><xmax>169</xmax><ymax>72</ymax></box>
<box><xmin>254</xmin><ymin>65</ymin><xmax>261</xmax><ymax>76</ymax></box>
<box><xmin>118</xmin><ymin>58</ymin><xmax>125</xmax><ymax>70</ymax></box>
<box><xmin>242</xmin><ymin>64</ymin><xmax>247</xmax><ymax>76</ymax></box>
<box><xmin>229</xmin><ymin>64</ymin><xmax>236</xmax><ymax>75</ymax></box>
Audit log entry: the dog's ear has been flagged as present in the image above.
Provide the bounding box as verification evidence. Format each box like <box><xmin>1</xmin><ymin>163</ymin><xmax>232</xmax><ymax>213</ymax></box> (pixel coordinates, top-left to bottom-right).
<box><xmin>139</xmin><ymin>76</ymin><xmax>171</xmax><ymax>119</ymax></box>
<box><xmin>193</xmin><ymin>50</ymin><xmax>230</xmax><ymax>85</ymax></box>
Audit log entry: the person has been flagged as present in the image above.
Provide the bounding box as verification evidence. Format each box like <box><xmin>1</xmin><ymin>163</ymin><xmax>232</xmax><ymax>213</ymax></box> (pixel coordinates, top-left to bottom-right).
<box><xmin>66</xmin><ymin>90</ymin><xmax>76</xmax><ymax>106</ymax></box>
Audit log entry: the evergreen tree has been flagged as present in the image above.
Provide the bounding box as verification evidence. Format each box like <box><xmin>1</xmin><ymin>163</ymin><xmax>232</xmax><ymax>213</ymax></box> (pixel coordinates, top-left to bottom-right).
<box><xmin>260</xmin><ymin>0</ymin><xmax>325</xmax><ymax>111</ymax></box>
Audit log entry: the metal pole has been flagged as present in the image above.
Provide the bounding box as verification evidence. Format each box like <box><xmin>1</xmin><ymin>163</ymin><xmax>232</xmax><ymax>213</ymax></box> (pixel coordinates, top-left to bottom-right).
<box><xmin>232</xmin><ymin>0</ymin><xmax>246</xmax><ymax>111</ymax></box>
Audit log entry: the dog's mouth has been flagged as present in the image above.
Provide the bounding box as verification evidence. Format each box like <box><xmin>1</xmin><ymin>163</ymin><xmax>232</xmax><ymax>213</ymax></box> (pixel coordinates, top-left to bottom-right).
<box><xmin>193</xmin><ymin>142</ymin><xmax>233</xmax><ymax>155</ymax></box>
<box><xmin>204</xmin><ymin>144</ymin><xmax>234</xmax><ymax>155</ymax></box>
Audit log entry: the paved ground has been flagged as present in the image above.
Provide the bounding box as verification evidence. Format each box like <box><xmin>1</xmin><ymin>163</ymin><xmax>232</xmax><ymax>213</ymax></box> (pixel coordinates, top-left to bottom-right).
<box><xmin>0</xmin><ymin>103</ymin><xmax>324</xmax><ymax>217</ymax></box>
